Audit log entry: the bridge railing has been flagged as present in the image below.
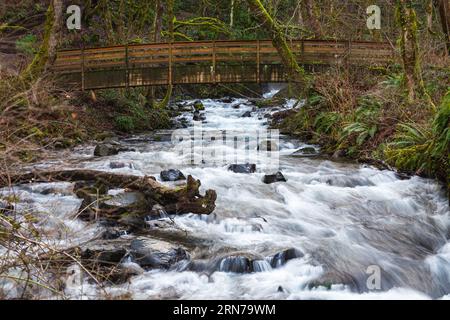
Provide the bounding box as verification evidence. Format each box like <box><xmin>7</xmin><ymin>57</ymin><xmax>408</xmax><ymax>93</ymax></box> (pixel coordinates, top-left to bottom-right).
<box><xmin>52</xmin><ymin>39</ymin><xmax>394</xmax><ymax>89</ymax></box>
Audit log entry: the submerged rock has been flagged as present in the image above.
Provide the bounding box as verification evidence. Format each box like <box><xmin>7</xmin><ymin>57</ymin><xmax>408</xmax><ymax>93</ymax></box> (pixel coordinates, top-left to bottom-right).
<box><xmin>270</xmin><ymin>248</ymin><xmax>304</xmax><ymax>268</ymax></box>
<box><xmin>262</xmin><ymin>172</ymin><xmax>287</xmax><ymax>184</ymax></box>
<box><xmin>94</xmin><ymin>144</ymin><xmax>119</xmax><ymax>157</ymax></box>
<box><xmin>228</xmin><ymin>163</ymin><xmax>256</xmax><ymax>174</ymax></box>
<box><xmin>110</xmin><ymin>161</ymin><xmax>131</xmax><ymax>169</ymax></box>
<box><xmin>292</xmin><ymin>146</ymin><xmax>317</xmax><ymax>156</ymax></box>
<box><xmin>241</xmin><ymin>111</ymin><xmax>252</xmax><ymax>117</ymax></box>
<box><xmin>219</xmin><ymin>255</ymin><xmax>252</xmax><ymax>273</ymax></box>
<box><xmin>160</xmin><ymin>169</ymin><xmax>186</xmax><ymax>181</ymax></box>
<box><xmin>130</xmin><ymin>237</ymin><xmax>190</xmax><ymax>269</ymax></box>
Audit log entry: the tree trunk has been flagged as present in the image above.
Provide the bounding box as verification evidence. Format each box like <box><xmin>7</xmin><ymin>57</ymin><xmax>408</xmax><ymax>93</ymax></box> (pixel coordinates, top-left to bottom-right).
<box><xmin>154</xmin><ymin>0</ymin><xmax>174</xmax><ymax>109</ymax></box>
<box><xmin>396</xmin><ymin>0</ymin><xmax>421</xmax><ymax>102</ymax></box>
<box><xmin>1</xmin><ymin>170</ymin><xmax>217</xmax><ymax>215</ymax></box>
<box><xmin>303</xmin><ymin>0</ymin><xmax>321</xmax><ymax>37</ymax></box>
<box><xmin>230</xmin><ymin>0</ymin><xmax>235</xmax><ymax>28</ymax></box>
<box><xmin>435</xmin><ymin>0</ymin><xmax>450</xmax><ymax>53</ymax></box>
<box><xmin>23</xmin><ymin>0</ymin><xmax>63</xmax><ymax>79</ymax></box>
<box><xmin>153</xmin><ymin>0</ymin><xmax>164</xmax><ymax>43</ymax></box>
<box><xmin>245</xmin><ymin>0</ymin><xmax>306</xmax><ymax>86</ymax></box>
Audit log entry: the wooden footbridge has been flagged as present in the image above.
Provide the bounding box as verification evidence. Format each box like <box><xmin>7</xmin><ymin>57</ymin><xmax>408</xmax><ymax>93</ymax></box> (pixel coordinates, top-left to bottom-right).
<box><xmin>53</xmin><ymin>39</ymin><xmax>395</xmax><ymax>90</ymax></box>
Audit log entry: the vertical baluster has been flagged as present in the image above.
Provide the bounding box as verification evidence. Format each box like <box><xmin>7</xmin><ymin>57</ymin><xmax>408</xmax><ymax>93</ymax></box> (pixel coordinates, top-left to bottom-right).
<box><xmin>125</xmin><ymin>44</ymin><xmax>129</xmax><ymax>89</ymax></box>
<box><xmin>256</xmin><ymin>40</ymin><xmax>260</xmax><ymax>83</ymax></box>
<box><xmin>212</xmin><ymin>41</ymin><xmax>216</xmax><ymax>84</ymax></box>
<box><xmin>81</xmin><ymin>45</ymin><xmax>85</xmax><ymax>91</ymax></box>
<box><xmin>168</xmin><ymin>42</ymin><xmax>173</xmax><ymax>86</ymax></box>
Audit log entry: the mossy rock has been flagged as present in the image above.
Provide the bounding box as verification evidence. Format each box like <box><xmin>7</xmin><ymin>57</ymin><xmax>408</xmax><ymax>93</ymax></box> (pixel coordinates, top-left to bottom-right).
<box><xmin>193</xmin><ymin>101</ymin><xmax>205</xmax><ymax>111</ymax></box>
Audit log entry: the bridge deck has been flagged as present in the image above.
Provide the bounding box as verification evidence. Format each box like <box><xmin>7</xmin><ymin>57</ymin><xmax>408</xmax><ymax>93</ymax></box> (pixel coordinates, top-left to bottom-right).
<box><xmin>53</xmin><ymin>39</ymin><xmax>395</xmax><ymax>90</ymax></box>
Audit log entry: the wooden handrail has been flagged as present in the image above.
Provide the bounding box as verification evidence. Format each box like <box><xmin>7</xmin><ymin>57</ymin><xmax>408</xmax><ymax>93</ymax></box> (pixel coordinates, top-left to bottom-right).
<box><xmin>53</xmin><ymin>39</ymin><xmax>395</xmax><ymax>90</ymax></box>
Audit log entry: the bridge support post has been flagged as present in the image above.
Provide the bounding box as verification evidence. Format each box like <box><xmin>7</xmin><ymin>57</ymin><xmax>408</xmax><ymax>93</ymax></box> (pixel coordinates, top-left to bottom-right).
<box><xmin>256</xmin><ymin>40</ymin><xmax>260</xmax><ymax>83</ymax></box>
<box><xmin>168</xmin><ymin>42</ymin><xmax>173</xmax><ymax>86</ymax></box>
<box><xmin>125</xmin><ymin>44</ymin><xmax>130</xmax><ymax>90</ymax></box>
<box><xmin>81</xmin><ymin>46</ymin><xmax>85</xmax><ymax>92</ymax></box>
<box><xmin>212</xmin><ymin>41</ymin><xmax>216</xmax><ymax>83</ymax></box>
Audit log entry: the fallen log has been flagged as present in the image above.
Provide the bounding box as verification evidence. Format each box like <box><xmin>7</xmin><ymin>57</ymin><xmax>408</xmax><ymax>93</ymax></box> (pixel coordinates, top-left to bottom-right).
<box><xmin>1</xmin><ymin>169</ymin><xmax>217</xmax><ymax>215</ymax></box>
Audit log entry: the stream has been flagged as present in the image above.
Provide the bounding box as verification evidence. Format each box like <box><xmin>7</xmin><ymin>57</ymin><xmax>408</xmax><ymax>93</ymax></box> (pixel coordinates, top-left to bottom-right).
<box><xmin>1</xmin><ymin>94</ymin><xmax>449</xmax><ymax>300</ymax></box>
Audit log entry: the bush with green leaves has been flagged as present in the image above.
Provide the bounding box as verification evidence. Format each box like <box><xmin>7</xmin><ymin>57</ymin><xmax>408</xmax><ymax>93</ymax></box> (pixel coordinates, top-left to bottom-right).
<box><xmin>384</xmin><ymin>91</ymin><xmax>449</xmax><ymax>179</ymax></box>
<box><xmin>114</xmin><ymin>116</ymin><xmax>135</xmax><ymax>132</ymax></box>
<box><xmin>340</xmin><ymin>96</ymin><xmax>381</xmax><ymax>148</ymax></box>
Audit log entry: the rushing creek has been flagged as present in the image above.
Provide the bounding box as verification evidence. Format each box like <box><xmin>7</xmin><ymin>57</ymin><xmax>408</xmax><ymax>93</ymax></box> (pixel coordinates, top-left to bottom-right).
<box><xmin>1</xmin><ymin>94</ymin><xmax>449</xmax><ymax>299</ymax></box>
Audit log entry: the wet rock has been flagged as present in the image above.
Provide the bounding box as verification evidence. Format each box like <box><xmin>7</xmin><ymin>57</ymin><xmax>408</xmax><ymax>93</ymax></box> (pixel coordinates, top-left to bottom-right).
<box><xmin>176</xmin><ymin>103</ymin><xmax>193</xmax><ymax>112</ymax></box>
<box><xmin>193</xmin><ymin>101</ymin><xmax>205</xmax><ymax>111</ymax></box>
<box><xmin>257</xmin><ymin>140</ymin><xmax>278</xmax><ymax>152</ymax></box>
<box><xmin>231</xmin><ymin>103</ymin><xmax>241</xmax><ymax>109</ymax></box>
<box><xmin>130</xmin><ymin>237</ymin><xmax>190</xmax><ymax>269</ymax></box>
<box><xmin>241</xmin><ymin>111</ymin><xmax>252</xmax><ymax>117</ymax></box>
<box><xmin>292</xmin><ymin>147</ymin><xmax>317</xmax><ymax>156</ymax></box>
<box><xmin>228</xmin><ymin>163</ymin><xmax>256</xmax><ymax>174</ymax></box>
<box><xmin>219</xmin><ymin>97</ymin><xmax>233</xmax><ymax>103</ymax></box>
<box><xmin>270</xmin><ymin>109</ymin><xmax>296</xmax><ymax>125</ymax></box>
<box><xmin>193</xmin><ymin>111</ymin><xmax>206</xmax><ymax>121</ymax></box>
<box><xmin>252</xmin><ymin>260</ymin><xmax>272</xmax><ymax>272</ymax></box>
<box><xmin>262</xmin><ymin>172</ymin><xmax>287</xmax><ymax>184</ymax></box>
<box><xmin>160</xmin><ymin>169</ymin><xmax>186</xmax><ymax>182</ymax></box>
<box><xmin>109</xmin><ymin>161</ymin><xmax>129</xmax><ymax>169</ymax></box>
<box><xmin>94</xmin><ymin>144</ymin><xmax>119</xmax><ymax>157</ymax></box>
<box><xmin>81</xmin><ymin>240</ymin><xmax>127</xmax><ymax>265</ymax></box>
<box><xmin>270</xmin><ymin>248</ymin><xmax>303</xmax><ymax>268</ymax></box>
<box><xmin>218</xmin><ymin>255</ymin><xmax>252</xmax><ymax>273</ymax></box>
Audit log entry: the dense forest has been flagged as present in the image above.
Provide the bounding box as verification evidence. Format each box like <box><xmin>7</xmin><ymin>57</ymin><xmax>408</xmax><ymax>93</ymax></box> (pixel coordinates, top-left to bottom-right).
<box><xmin>0</xmin><ymin>0</ymin><xmax>449</xmax><ymax>300</ymax></box>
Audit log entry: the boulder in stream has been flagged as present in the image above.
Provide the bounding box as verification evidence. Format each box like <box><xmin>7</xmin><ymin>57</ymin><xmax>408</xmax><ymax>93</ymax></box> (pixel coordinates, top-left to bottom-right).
<box><xmin>130</xmin><ymin>237</ymin><xmax>190</xmax><ymax>269</ymax></box>
<box><xmin>270</xmin><ymin>248</ymin><xmax>304</xmax><ymax>268</ymax></box>
<box><xmin>94</xmin><ymin>144</ymin><xmax>119</xmax><ymax>157</ymax></box>
<box><xmin>241</xmin><ymin>111</ymin><xmax>252</xmax><ymax>118</ymax></box>
<box><xmin>160</xmin><ymin>169</ymin><xmax>186</xmax><ymax>181</ymax></box>
<box><xmin>228</xmin><ymin>163</ymin><xmax>256</xmax><ymax>174</ymax></box>
<box><xmin>193</xmin><ymin>101</ymin><xmax>205</xmax><ymax>111</ymax></box>
<box><xmin>193</xmin><ymin>111</ymin><xmax>206</xmax><ymax>121</ymax></box>
<box><xmin>262</xmin><ymin>172</ymin><xmax>287</xmax><ymax>184</ymax></box>
<box><xmin>292</xmin><ymin>146</ymin><xmax>317</xmax><ymax>156</ymax></box>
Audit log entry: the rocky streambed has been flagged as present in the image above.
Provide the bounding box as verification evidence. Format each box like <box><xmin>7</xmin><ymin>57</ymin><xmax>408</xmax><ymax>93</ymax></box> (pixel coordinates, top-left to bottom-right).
<box><xmin>0</xmin><ymin>96</ymin><xmax>449</xmax><ymax>299</ymax></box>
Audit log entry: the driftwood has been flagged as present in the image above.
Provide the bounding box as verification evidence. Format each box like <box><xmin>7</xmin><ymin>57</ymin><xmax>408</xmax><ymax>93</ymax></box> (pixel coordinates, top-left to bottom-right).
<box><xmin>1</xmin><ymin>169</ymin><xmax>217</xmax><ymax>215</ymax></box>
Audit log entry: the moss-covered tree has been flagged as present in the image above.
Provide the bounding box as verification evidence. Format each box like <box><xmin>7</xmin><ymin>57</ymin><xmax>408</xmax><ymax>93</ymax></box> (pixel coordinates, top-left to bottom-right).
<box><xmin>154</xmin><ymin>0</ymin><xmax>174</xmax><ymax>109</ymax></box>
<box><xmin>23</xmin><ymin>0</ymin><xmax>63</xmax><ymax>79</ymax></box>
<box><xmin>245</xmin><ymin>0</ymin><xmax>306</xmax><ymax>87</ymax></box>
<box><xmin>396</xmin><ymin>0</ymin><xmax>422</xmax><ymax>102</ymax></box>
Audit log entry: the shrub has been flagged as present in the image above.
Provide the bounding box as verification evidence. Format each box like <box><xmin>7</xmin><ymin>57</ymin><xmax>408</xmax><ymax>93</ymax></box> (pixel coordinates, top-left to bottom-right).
<box><xmin>115</xmin><ymin>116</ymin><xmax>135</xmax><ymax>132</ymax></box>
<box><xmin>384</xmin><ymin>91</ymin><xmax>449</xmax><ymax>180</ymax></box>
